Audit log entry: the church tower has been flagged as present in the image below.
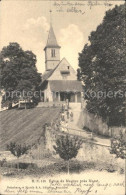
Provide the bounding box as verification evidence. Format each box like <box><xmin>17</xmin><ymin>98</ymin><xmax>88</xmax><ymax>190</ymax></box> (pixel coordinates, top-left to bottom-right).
<box><xmin>44</xmin><ymin>25</ymin><xmax>61</xmax><ymax>71</ymax></box>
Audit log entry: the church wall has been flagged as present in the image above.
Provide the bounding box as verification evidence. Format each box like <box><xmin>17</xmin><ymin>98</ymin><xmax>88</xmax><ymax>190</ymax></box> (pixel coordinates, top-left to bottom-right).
<box><xmin>45</xmin><ymin>48</ymin><xmax>60</xmax><ymax>70</ymax></box>
<box><xmin>44</xmin><ymin>82</ymin><xmax>53</xmax><ymax>102</ymax></box>
<box><xmin>46</xmin><ymin>60</ymin><xmax>59</xmax><ymax>71</ymax></box>
<box><xmin>77</xmin><ymin>92</ymin><xmax>81</xmax><ymax>102</ymax></box>
<box><xmin>48</xmin><ymin>58</ymin><xmax>77</xmax><ymax>80</ymax></box>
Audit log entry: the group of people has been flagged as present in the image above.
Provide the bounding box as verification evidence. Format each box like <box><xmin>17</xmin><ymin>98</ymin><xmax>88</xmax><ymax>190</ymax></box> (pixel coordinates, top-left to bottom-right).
<box><xmin>61</xmin><ymin>110</ymin><xmax>74</xmax><ymax>122</ymax></box>
<box><xmin>59</xmin><ymin>109</ymin><xmax>74</xmax><ymax>133</ymax></box>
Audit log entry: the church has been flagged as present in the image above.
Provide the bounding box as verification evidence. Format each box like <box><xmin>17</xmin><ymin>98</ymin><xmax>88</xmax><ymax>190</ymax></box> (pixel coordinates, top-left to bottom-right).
<box><xmin>40</xmin><ymin>25</ymin><xmax>83</xmax><ymax>104</ymax></box>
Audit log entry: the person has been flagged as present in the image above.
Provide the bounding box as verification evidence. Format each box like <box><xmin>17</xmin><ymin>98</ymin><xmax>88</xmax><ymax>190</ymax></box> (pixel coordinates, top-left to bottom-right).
<box><xmin>62</xmin><ymin>104</ymin><xmax>65</xmax><ymax>112</ymax></box>
<box><xmin>41</xmin><ymin>96</ymin><xmax>44</xmax><ymax>102</ymax></box>
<box><xmin>65</xmin><ymin>121</ymin><xmax>68</xmax><ymax>133</ymax></box>
<box><xmin>61</xmin><ymin>112</ymin><xmax>65</xmax><ymax>121</ymax></box>
<box><xmin>70</xmin><ymin>111</ymin><xmax>73</xmax><ymax>121</ymax></box>
<box><xmin>62</xmin><ymin>104</ymin><xmax>64</xmax><ymax>112</ymax></box>
<box><xmin>67</xmin><ymin>110</ymin><xmax>69</xmax><ymax>120</ymax></box>
<box><xmin>60</xmin><ymin>120</ymin><xmax>66</xmax><ymax>133</ymax></box>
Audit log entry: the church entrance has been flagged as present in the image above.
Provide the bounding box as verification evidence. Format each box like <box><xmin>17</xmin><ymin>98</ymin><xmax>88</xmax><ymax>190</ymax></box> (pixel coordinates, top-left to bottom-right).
<box><xmin>53</xmin><ymin>92</ymin><xmax>81</xmax><ymax>103</ymax></box>
<box><xmin>60</xmin><ymin>92</ymin><xmax>75</xmax><ymax>102</ymax></box>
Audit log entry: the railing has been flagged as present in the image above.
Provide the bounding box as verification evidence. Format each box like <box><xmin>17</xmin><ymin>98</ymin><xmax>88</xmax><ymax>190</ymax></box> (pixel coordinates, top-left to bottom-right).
<box><xmin>37</xmin><ymin>101</ymin><xmax>66</xmax><ymax>108</ymax></box>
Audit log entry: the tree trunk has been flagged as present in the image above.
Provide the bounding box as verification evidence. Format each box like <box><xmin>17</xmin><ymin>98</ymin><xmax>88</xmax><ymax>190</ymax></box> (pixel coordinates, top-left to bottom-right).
<box><xmin>25</xmin><ymin>100</ymin><xmax>27</xmax><ymax>109</ymax></box>
<box><xmin>8</xmin><ymin>102</ymin><xmax>12</xmax><ymax>109</ymax></box>
<box><xmin>17</xmin><ymin>158</ymin><xmax>19</xmax><ymax>172</ymax></box>
<box><xmin>67</xmin><ymin>160</ymin><xmax>70</xmax><ymax>175</ymax></box>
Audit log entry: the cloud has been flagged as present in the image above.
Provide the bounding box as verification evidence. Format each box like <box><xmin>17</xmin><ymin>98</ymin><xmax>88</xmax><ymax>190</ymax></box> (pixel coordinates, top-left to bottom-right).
<box><xmin>59</xmin><ymin>24</ymin><xmax>84</xmax><ymax>48</ymax></box>
<box><xmin>22</xmin><ymin>16</ymin><xmax>50</xmax><ymax>47</ymax></box>
<box><xmin>23</xmin><ymin>21</ymin><xmax>84</xmax><ymax>72</ymax></box>
<box><xmin>24</xmin><ymin>16</ymin><xmax>49</xmax><ymax>33</ymax></box>
<box><xmin>0</xmin><ymin>16</ymin><xmax>49</xmax><ymax>73</ymax></box>
<box><xmin>59</xmin><ymin>24</ymin><xmax>84</xmax><ymax>70</ymax></box>
<box><xmin>21</xmin><ymin>16</ymin><xmax>50</xmax><ymax>73</ymax></box>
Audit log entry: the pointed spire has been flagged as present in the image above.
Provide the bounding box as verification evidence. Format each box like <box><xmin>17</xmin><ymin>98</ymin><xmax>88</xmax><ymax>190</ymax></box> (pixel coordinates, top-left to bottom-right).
<box><xmin>44</xmin><ymin>10</ymin><xmax>60</xmax><ymax>50</ymax></box>
<box><xmin>45</xmin><ymin>25</ymin><xmax>60</xmax><ymax>48</ymax></box>
<box><xmin>49</xmin><ymin>9</ymin><xmax>52</xmax><ymax>25</ymax></box>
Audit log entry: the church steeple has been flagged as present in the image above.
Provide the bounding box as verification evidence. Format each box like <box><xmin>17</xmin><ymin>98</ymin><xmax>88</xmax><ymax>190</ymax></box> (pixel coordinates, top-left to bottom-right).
<box><xmin>45</xmin><ymin>25</ymin><xmax>60</xmax><ymax>49</ymax></box>
<box><xmin>44</xmin><ymin>13</ymin><xmax>61</xmax><ymax>71</ymax></box>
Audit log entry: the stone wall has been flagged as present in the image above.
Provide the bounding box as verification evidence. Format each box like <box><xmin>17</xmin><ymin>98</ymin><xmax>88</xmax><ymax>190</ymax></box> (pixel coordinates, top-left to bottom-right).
<box><xmin>78</xmin><ymin>109</ymin><xmax>126</xmax><ymax>138</ymax></box>
<box><xmin>44</xmin><ymin>126</ymin><xmax>57</xmax><ymax>152</ymax></box>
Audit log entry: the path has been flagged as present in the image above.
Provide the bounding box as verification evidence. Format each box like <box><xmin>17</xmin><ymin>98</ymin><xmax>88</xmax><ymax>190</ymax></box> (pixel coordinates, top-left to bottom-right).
<box><xmin>63</xmin><ymin>103</ymin><xmax>111</xmax><ymax>147</ymax></box>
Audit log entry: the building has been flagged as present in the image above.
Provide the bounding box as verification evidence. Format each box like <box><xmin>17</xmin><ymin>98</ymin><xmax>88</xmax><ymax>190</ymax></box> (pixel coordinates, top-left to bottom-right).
<box><xmin>40</xmin><ymin>25</ymin><xmax>83</xmax><ymax>104</ymax></box>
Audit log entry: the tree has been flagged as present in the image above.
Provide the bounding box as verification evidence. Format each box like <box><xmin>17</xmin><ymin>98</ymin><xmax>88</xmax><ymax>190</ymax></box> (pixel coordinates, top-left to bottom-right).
<box><xmin>0</xmin><ymin>42</ymin><xmax>41</xmax><ymax>109</ymax></box>
<box><xmin>78</xmin><ymin>4</ymin><xmax>126</xmax><ymax>126</ymax></box>
<box><xmin>110</xmin><ymin>132</ymin><xmax>126</xmax><ymax>159</ymax></box>
<box><xmin>77</xmin><ymin>68</ymin><xmax>82</xmax><ymax>81</ymax></box>
<box><xmin>7</xmin><ymin>142</ymin><xmax>30</xmax><ymax>170</ymax></box>
<box><xmin>53</xmin><ymin>135</ymin><xmax>83</xmax><ymax>174</ymax></box>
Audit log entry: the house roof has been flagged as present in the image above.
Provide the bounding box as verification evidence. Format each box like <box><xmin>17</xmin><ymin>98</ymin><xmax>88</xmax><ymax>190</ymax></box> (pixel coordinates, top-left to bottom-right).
<box><xmin>49</xmin><ymin>80</ymin><xmax>83</xmax><ymax>92</ymax></box>
<box><xmin>44</xmin><ymin>25</ymin><xmax>60</xmax><ymax>49</ymax></box>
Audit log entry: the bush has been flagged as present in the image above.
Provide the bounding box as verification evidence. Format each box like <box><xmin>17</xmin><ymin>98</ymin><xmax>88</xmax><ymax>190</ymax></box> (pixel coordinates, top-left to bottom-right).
<box><xmin>2</xmin><ymin>161</ymin><xmax>37</xmax><ymax>170</ymax></box>
<box><xmin>119</xmin><ymin>167</ymin><xmax>124</xmax><ymax>174</ymax></box>
<box><xmin>105</xmin><ymin>164</ymin><xmax>116</xmax><ymax>173</ymax></box>
<box><xmin>7</xmin><ymin>142</ymin><xmax>30</xmax><ymax>158</ymax></box>
<box><xmin>110</xmin><ymin>132</ymin><xmax>126</xmax><ymax>159</ymax></box>
<box><xmin>0</xmin><ymin>158</ymin><xmax>7</xmax><ymax>167</ymax></box>
<box><xmin>53</xmin><ymin>135</ymin><xmax>83</xmax><ymax>174</ymax></box>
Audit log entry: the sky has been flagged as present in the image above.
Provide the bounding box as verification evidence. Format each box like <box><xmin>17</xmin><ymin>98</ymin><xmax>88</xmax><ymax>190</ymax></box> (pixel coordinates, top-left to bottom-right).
<box><xmin>0</xmin><ymin>0</ymin><xmax>124</xmax><ymax>74</ymax></box>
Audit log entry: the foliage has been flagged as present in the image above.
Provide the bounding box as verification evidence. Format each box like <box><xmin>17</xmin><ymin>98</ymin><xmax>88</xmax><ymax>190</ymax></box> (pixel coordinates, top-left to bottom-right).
<box><xmin>0</xmin><ymin>42</ymin><xmax>41</xmax><ymax>108</ymax></box>
<box><xmin>78</xmin><ymin>4</ymin><xmax>126</xmax><ymax>126</ymax></box>
<box><xmin>110</xmin><ymin>132</ymin><xmax>126</xmax><ymax>159</ymax></box>
<box><xmin>53</xmin><ymin>135</ymin><xmax>83</xmax><ymax>174</ymax></box>
<box><xmin>7</xmin><ymin>142</ymin><xmax>30</xmax><ymax>158</ymax></box>
<box><xmin>77</xmin><ymin>68</ymin><xmax>82</xmax><ymax>81</ymax></box>
<box><xmin>53</xmin><ymin>135</ymin><xmax>83</xmax><ymax>161</ymax></box>
<box><xmin>0</xmin><ymin>158</ymin><xmax>7</xmax><ymax>167</ymax></box>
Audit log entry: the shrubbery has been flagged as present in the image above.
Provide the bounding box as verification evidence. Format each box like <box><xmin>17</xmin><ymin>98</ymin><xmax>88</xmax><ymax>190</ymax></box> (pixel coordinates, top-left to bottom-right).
<box><xmin>53</xmin><ymin>135</ymin><xmax>83</xmax><ymax>174</ymax></box>
<box><xmin>110</xmin><ymin>132</ymin><xmax>126</xmax><ymax>159</ymax></box>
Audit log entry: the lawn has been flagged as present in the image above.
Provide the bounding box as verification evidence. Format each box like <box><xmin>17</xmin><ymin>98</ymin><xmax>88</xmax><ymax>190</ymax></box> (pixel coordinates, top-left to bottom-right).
<box><xmin>0</xmin><ymin>107</ymin><xmax>61</xmax><ymax>150</ymax></box>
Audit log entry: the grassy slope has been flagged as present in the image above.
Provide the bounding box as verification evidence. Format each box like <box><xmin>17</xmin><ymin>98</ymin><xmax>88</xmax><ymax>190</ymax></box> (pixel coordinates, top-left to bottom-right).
<box><xmin>0</xmin><ymin>107</ymin><xmax>60</xmax><ymax>150</ymax></box>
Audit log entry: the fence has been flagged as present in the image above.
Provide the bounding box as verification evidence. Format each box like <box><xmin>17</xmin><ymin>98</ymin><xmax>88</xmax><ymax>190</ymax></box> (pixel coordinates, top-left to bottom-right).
<box><xmin>37</xmin><ymin>101</ymin><xmax>66</xmax><ymax>108</ymax></box>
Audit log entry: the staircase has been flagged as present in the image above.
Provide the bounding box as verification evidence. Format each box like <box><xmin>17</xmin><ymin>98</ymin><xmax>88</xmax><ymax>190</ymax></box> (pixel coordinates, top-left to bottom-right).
<box><xmin>68</xmin><ymin>103</ymin><xmax>82</xmax><ymax>126</ymax></box>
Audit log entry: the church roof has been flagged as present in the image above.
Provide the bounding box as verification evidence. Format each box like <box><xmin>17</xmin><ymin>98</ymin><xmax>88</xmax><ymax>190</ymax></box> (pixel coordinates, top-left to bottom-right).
<box><xmin>41</xmin><ymin>63</ymin><xmax>59</xmax><ymax>83</ymax></box>
<box><xmin>41</xmin><ymin>58</ymin><xmax>66</xmax><ymax>83</ymax></box>
<box><xmin>42</xmin><ymin>69</ymin><xmax>54</xmax><ymax>82</ymax></box>
<box><xmin>44</xmin><ymin>25</ymin><xmax>60</xmax><ymax>49</ymax></box>
<box><xmin>49</xmin><ymin>80</ymin><xmax>83</xmax><ymax>92</ymax></box>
